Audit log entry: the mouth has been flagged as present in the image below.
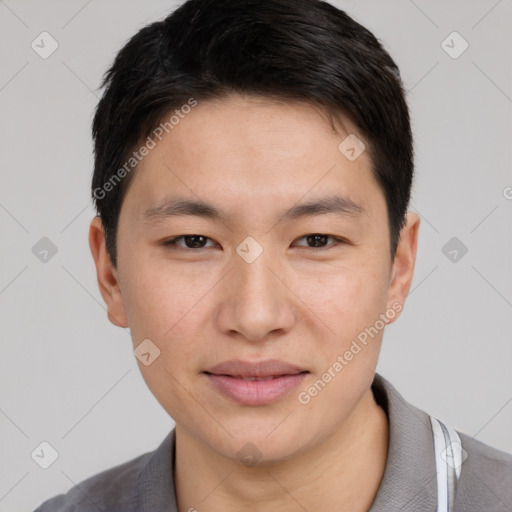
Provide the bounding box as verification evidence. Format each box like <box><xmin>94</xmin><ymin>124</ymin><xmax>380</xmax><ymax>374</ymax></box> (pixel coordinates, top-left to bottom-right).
<box><xmin>219</xmin><ymin>375</ymin><xmax>290</xmax><ymax>381</ymax></box>
<box><xmin>204</xmin><ymin>359</ymin><xmax>309</xmax><ymax>405</ymax></box>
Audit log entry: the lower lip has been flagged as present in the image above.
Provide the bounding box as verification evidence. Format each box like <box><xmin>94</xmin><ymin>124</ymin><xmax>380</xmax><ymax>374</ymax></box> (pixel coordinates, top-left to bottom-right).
<box><xmin>205</xmin><ymin>373</ymin><xmax>308</xmax><ymax>406</ymax></box>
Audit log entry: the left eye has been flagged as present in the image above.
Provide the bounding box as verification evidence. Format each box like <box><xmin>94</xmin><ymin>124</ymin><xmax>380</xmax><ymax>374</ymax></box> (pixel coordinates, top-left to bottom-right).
<box><xmin>293</xmin><ymin>234</ymin><xmax>344</xmax><ymax>249</ymax></box>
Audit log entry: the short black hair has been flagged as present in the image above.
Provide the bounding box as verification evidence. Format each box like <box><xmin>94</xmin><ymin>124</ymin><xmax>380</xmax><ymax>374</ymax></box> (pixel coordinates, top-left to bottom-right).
<box><xmin>92</xmin><ymin>0</ymin><xmax>414</xmax><ymax>268</ymax></box>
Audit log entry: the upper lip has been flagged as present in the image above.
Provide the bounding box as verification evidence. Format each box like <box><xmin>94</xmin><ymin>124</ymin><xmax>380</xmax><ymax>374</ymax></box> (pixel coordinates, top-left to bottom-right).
<box><xmin>205</xmin><ymin>359</ymin><xmax>308</xmax><ymax>378</ymax></box>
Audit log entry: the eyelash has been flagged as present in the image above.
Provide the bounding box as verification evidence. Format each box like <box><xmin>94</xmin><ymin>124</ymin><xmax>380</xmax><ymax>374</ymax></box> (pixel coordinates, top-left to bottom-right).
<box><xmin>162</xmin><ymin>234</ymin><xmax>348</xmax><ymax>251</ymax></box>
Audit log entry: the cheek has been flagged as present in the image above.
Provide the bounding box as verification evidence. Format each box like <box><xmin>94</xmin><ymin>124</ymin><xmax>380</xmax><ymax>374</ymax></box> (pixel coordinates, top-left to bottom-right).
<box><xmin>125</xmin><ymin>266</ymin><xmax>208</xmax><ymax>422</ymax></box>
<box><xmin>120</xmin><ymin>259</ymin><xmax>218</xmax><ymax>402</ymax></box>
<box><xmin>296</xmin><ymin>259</ymin><xmax>389</xmax><ymax>338</ymax></box>
<box><xmin>120</xmin><ymin>256</ymin><xmax>205</xmax><ymax>342</ymax></box>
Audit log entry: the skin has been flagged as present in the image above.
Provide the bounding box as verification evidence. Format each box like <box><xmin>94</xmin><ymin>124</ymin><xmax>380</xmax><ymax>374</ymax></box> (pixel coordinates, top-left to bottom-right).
<box><xmin>89</xmin><ymin>93</ymin><xmax>420</xmax><ymax>512</ymax></box>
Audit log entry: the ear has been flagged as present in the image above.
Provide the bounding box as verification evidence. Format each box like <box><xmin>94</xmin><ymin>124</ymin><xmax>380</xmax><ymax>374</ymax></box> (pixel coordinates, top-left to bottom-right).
<box><xmin>386</xmin><ymin>211</ymin><xmax>420</xmax><ymax>324</ymax></box>
<box><xmin>88</xmin><ymin>216</ymin><xmax>129</xmax><ymax>328</ymax></box>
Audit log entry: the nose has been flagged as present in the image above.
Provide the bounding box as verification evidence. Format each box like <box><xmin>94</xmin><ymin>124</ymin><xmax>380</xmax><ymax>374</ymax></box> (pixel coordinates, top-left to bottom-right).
<box><xmin>215</xmin><ymin>247</ymin><xmax>295</xmax><ymax>343</ymax></box>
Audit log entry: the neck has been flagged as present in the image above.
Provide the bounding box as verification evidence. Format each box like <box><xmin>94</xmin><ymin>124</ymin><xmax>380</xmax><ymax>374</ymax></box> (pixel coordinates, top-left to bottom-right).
<box><xmin>174</xmin><ymin>388</ymin><xmax>389</xmax><ymax>512</ymax></box>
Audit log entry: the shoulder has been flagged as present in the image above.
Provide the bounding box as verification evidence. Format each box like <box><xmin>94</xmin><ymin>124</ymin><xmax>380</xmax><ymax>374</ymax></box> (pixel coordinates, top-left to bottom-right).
<box><xmin>455</xmin><ymin>432</ymin><xmax>512</xmax><ymax>511</ymax></box>
<box><xmin>33</xmin><ymin>451</ymin><xmax>151</xmax><ymax>512</ymax></box>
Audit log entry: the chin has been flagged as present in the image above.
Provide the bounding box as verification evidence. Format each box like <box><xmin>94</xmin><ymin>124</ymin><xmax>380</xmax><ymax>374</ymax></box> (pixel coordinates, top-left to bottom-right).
<box><xmin>208</xmin><ymin>421</ymin><xmax>316</xmax><ymax>467</ymax></box>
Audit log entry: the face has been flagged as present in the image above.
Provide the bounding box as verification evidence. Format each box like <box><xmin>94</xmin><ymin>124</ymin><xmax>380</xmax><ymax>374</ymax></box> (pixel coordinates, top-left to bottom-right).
<box><xmin>90</xmin><ymin>93</ymin><xmax>419</xmax><ymax>464</ymax></box>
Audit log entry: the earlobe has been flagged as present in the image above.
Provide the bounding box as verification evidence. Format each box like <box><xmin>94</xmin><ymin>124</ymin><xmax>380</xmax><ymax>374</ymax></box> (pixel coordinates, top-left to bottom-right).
<box><xmin>88</xmin><ymin>216</ymin><xmax>129</xmax><ymax>328</ymax></box>
<box><xmin>386</xmin><ymin>212</ymin><xmax>420</xmax><ymax>322</ymax></box>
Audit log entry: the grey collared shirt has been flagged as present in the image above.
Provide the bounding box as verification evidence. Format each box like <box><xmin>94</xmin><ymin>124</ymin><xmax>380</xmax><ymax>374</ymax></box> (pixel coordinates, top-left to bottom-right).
<box><xmin>34</xmin><ymin>373</ymin><xmax>512</xmax><ymax>511</ymax></box>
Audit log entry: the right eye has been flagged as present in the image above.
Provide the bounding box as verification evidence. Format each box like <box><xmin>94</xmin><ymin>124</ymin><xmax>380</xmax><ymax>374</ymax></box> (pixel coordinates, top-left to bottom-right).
<box><xmin>162</xmin><ymin>235</ymin><xmax>216</xmax><ymax>250</ymax></box>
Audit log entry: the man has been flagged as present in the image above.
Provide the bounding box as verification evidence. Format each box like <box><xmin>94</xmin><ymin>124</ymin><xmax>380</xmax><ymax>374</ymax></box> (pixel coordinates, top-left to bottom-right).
<box><xmin>35</xmin><ymin>0</ymin><xmax>512</xmax><ymax>510</ymax></box>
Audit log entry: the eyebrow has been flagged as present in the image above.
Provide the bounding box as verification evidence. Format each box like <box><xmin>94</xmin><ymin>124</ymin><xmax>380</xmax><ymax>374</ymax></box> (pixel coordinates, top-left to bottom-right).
<box><xmin>142</xmin><ymin>194</ymin><xmax>366</xmax><ymax>224</ymax></box>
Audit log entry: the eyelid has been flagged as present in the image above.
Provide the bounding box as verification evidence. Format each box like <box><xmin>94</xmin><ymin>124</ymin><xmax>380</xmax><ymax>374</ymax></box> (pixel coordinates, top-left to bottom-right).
<box><xmin>163</xmin><ymin>235</ymin><xmax>216</xmax><ymax>249</ymax></box>
<box><xmin>293</xmin><ymin>234</ymin><xmax>346</xmax><ymax>248</ymax></box>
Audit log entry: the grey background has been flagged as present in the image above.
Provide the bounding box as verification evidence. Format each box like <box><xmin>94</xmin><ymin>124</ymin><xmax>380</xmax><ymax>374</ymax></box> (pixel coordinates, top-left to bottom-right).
<box><xmin>0</xmin><ymin>1</ymin><xmax>511</xmax><ymax>510</ymax></box>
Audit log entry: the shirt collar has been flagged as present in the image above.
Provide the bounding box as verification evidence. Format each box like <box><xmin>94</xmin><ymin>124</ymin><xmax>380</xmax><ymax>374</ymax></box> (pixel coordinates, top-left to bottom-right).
<box><xmin>137</xmin><ymin>428</ymin><xmax>177</xmax><ymax>511</ymax></box>
<box><xmin>136</xmin><ymin>373</ymin><xmax>438</xmax><ymax>511</ymax></box>
<box><xmin>369</xmin><ymin>373</ymin><xmax>437</xmax><ymax>510</ymax></box>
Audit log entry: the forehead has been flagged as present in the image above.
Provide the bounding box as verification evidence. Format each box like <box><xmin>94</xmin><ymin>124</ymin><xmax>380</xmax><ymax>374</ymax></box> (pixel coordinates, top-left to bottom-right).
<box><xmin>122</xmin><ymin>94</ymin><xmax>384</xmax><ymax>223</ymax></box>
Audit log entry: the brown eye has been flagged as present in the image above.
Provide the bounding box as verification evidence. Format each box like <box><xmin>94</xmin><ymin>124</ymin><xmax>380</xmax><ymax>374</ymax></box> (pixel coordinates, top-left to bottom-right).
<box><xmin>163</xmin><ymin>235</ymin><xmax>215</xmax><ymax>249</ymax></box>
<box><xmin>294</xmin><ymin>234</ymin><xmax>344</xmax><ymax>249</ymax></box>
